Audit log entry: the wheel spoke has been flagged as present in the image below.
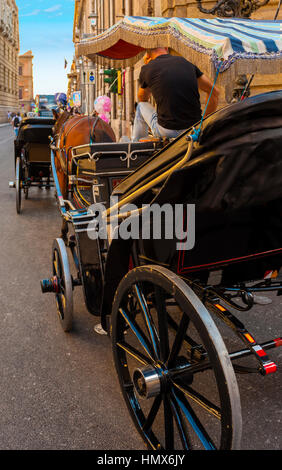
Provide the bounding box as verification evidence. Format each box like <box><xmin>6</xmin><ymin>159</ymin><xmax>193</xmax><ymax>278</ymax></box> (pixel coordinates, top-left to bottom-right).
<box><xmin>53</xmin><ymin>251</ymin><xmax>60</xmax><ymax>276</ymax></box>
<box><xmin>171</xmin><ymin>386</ymin><xmax>216</xmax><ymax>450</ymax></box>
<box><xmin>119</xmin><ymin>308</ymin><xmax>155</xmax><ymax>361</ymax></box>
<box><xmin>133</xmin><ymin>284</ymin><xmax>160</xmax><ymax>360</ymax></box>
<box><xmin>154</xmin><ymin>286</ymin><xmax>170</xmax><ymax>363</ymax></box>
<box><xmin>172</xmin><ymin>380</ymin><xmax>221</xmax><ymax>420</ymax></box>
<box><xmin>116</xmin><ymin>340</ymin><xmax>151</xmax><ymax>366</ymax></box>
<box><xmin>142</xmin><ymin>394</ymin><xmax>162</xmax><ymax>432</ymax></box>
<box><xmin>170</xmin><ymin>392</ymin><xmax>190</xmax><ymax>450</ymax></box>
<box><xmin>56</xmin><ymin>294</ymin><xmax>64</xmax><ymax>318</ymax></box>
<box><xmin>163</xmin><ymin>394</ymin><xmax>174</xmax><ymax>449</ymax></box>
<box><xmin>168</xmin><ymin>313</ymin><xmax>190</xmax><ymax>367</ymax></box>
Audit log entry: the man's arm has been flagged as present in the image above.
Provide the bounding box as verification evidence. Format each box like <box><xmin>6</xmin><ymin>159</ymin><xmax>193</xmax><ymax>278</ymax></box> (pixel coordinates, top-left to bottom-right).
<box><xmin>197</xmin><ymin>74</ymin><xmax>220</xmax><ymax>116</ymax></box>
<box><xmin>138</xmin><ymin>86</ymin><xmax>152</xmax><ymax>102</ymax></box>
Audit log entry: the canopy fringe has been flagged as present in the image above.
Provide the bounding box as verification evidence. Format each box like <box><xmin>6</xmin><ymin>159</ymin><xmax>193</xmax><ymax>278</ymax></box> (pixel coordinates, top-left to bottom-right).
<box><xmin>75</xmin><ymin>17</ymin><xmax>282</xmax><ymax>85</ymax></box>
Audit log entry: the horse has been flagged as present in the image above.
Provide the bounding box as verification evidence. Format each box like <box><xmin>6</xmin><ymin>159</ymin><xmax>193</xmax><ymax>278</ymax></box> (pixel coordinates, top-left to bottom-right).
<box><xmin>51</xmin><ymin>108</ymin><xmax>116</xmax><ymax>198</ymax></box>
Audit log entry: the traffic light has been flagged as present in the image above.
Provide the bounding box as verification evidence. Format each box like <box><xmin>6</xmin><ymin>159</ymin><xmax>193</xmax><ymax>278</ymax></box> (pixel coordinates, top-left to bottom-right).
<box><xmin>103</xmin><ymin>69</ymin><xmax>118</xmax><ymax>93</ymax></box>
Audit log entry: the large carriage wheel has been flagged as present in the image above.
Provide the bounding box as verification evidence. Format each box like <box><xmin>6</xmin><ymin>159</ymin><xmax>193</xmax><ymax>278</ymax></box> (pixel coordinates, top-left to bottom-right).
<box><xmin>52</xmin><ymin>238</ymin><xmax>73</xmax><ymax>332</ymax></box>
<box><xmin>111</xmin><ymin>265</ymin><xmax>242</xmax><ymax>450</ymax></box>
<box><xmin>15</xmin><ymin>157</ymin><xmax>22</xmax><ymax>214</ymax></box>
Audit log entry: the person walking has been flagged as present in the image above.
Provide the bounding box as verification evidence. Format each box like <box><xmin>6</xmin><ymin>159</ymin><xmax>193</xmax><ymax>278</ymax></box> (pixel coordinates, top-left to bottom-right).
<box><xmin>12</xmin><ymin>112</ymin><xmax>21</xmax><ymax>137</ymax></box>
<box><xmin>132</xmin><ymin>48</ymin><xmax>220</xmax><ymax>142</ymax></box>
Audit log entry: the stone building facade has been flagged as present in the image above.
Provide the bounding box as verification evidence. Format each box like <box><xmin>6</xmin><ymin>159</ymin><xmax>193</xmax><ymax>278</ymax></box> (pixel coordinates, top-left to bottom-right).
<box><xmin>0</xmin><ymin>0</ymin><xmax>19</xmax><ymax>123</ymax></box>
<box><xmin>19</xmin><ymin>50</ymin><xmax>34</xmax><ymax>113</ymax></box>
<box><xmin>73</xmin><ymin>0</ymin><xmax>281</xmax><ymax>139</ymax></box>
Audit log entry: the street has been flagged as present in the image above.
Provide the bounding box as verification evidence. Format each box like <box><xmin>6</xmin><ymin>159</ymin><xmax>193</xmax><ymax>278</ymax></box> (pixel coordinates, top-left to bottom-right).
<box><xmin>0</xmin><ymin>124</ymin><xmax>281</xmax><ymax>451</ymax></box>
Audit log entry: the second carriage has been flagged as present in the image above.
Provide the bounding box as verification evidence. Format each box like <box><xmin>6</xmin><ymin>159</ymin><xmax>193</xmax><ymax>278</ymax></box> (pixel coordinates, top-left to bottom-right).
<box><xmin>10</xmin><ymin>117</ymin><xmax>55</xmax><ymax>213</ymax></box>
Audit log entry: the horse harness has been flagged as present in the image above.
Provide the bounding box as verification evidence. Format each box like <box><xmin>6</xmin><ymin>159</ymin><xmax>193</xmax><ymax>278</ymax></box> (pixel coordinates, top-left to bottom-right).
<box><xmin>54</xmin><ymin>114</ymin><xmax>100</xmax><ymax>162</ymax></box>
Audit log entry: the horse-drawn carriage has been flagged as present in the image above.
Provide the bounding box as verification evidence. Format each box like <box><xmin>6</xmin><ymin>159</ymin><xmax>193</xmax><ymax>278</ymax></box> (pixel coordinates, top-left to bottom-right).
<box><xmin>10</xmin><ymin>117</ymin><xmax>55</xmax><ymax>213</ymax></box>
<box><xmin>41</xmin><ymin>17</ymin><xmax>282</xmax><ymax>449</ymax></box>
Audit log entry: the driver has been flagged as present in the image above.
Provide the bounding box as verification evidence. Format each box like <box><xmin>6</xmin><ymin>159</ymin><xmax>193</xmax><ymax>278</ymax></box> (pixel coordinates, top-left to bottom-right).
<box><xmin>132</xmin><ymin>48</ymin><xmax>219</xmax><ymax>142</ymax></box>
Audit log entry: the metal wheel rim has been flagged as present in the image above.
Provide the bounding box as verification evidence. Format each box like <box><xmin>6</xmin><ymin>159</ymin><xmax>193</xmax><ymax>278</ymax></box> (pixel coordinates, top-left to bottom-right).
<box><xmin>15</xmin><ymin>157</ymin><xmax>22</xmax><ymax>214</ymax></box>
<box><xmin>111</xmin><ymin>265</ymin><xmax>242</xmax><ymax>450</ymax></box>
<box><xmin>52</xmin><ymin>238</ymin><xmax>73</xmax><ymax>332</ymax></box>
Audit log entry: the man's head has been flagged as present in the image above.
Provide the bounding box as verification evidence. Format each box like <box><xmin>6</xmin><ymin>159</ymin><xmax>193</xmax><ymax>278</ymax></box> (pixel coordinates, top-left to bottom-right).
<box><xmin>143</xmin><ymin>47</ymin><xmax>169</xmax><ymax>64</ymax></box>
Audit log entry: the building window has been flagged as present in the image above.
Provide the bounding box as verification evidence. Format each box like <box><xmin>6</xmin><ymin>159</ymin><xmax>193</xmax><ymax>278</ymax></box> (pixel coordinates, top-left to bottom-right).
<box><xmin>19</xmin><ymin>65</ymin><xmax>23</xmax><ymax>75</ymax></box>
<box><xmin>19</xmin><ymin>87</ymin><xmax>23</xmax><ymax>99</ymax></box>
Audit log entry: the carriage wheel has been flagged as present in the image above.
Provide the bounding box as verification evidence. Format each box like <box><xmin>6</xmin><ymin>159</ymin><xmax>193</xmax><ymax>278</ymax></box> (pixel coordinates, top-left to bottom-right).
<box><xmin>111</xmin><ymin>265</ymin><xmax>242</xmax><ymax>450</ymax></box>
<box><xmin>15</xmin><ymin>157</ymin><xmax>22</xmax><ymax>214</ymax></box>
<box><xmin>52</xmin><ymin>238</ymin><xmax>73</xmax><ymax>332</ymax></box>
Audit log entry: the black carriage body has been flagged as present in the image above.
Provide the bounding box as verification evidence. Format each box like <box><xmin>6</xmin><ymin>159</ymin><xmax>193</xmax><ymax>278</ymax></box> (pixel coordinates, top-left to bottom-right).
<box><xmin>14</xmin><ymin>117</ymin><xmax>55</xmax><ymax>179</ymax></box>
<box><xmin>101</xmin><ymin>90</ymin><xmax>282</xmax><ymax>319</ymax></box>
<box><xmin>44</xmin><ymin>91</ymin><xmax>282</xmax><ymax>449</ymax></box>
<box><xmin>121</xmin><ymin>90</ymin><xmax>282</xmax><ymax>278</ymax></box>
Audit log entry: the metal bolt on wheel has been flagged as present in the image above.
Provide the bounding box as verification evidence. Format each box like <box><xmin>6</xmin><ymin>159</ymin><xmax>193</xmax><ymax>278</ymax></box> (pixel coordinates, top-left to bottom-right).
<box><xmin>111</xmin><ymin>265</ymin><xmax>242</xmax><ymax>450</ymax></box>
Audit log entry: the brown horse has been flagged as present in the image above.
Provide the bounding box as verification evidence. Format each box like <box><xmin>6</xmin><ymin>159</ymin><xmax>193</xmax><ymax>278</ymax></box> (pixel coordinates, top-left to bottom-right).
<box><xmin>52</xmin><ymin>109</ymin><xmax>116</xmax><ymax>198</ymax></box>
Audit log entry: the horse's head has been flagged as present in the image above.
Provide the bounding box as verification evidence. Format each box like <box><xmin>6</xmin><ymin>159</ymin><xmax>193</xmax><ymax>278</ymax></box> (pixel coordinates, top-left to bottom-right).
<box><xmin>52</xmin><ymin>108</ymin><xmax>72</xmax><ymax>141</ymax></box>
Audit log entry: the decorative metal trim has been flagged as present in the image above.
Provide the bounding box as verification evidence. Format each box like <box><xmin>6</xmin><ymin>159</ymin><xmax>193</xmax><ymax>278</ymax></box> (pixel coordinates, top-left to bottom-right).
<box><xmin>196</xmin><ymin>0</ymin><xmax>270</xmax><ymax>18</ymax></box>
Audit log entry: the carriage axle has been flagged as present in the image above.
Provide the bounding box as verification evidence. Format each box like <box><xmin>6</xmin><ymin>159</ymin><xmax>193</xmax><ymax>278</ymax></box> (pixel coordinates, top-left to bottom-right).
<box><xmin>133</xmin><ymin>358</ymin><xmax>194</xmax><ymax>400</ymax></box>
<box><xmin>41</xmin><ymin>276</ymin><xmax>61</xmax><ymax>294</ymax></box>
<box><xmin>133</xmin><ymin>365</ymin><xmax>162</xmax><ymax>399</ymax></box>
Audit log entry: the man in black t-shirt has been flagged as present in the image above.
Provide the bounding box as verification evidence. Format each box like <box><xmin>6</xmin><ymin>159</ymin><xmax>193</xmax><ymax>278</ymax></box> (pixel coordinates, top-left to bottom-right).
<box><xmin>132</xmin><ymin>48</ymin><xmax>219</xmax><ymax>141</ymax></box>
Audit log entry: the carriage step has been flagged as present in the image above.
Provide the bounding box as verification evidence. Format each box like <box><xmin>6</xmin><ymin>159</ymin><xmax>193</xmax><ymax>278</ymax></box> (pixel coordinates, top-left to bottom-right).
<box><xmin>9</xmin><ymin>181</ymin><xmax>15</xmax><ymax>189</ymax></box>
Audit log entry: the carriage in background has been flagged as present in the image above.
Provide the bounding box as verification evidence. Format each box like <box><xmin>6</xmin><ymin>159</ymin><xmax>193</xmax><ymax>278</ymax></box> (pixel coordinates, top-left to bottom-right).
<box><xmin>41</xmin><ymin>17</ymin><xmax>282</xmax><ymax>449</ymax></box>
<box><xmin>10</xmin><ymin>117</ymin><xmax>55</xmax><ymax>214</ymax></box>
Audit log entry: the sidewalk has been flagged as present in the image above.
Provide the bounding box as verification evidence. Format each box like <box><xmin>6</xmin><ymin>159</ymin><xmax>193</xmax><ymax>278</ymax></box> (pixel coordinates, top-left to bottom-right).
<box><xmin>0</xmin><ymin>122</ymin><xmax>10</xmax><ymax>128</ymax></box>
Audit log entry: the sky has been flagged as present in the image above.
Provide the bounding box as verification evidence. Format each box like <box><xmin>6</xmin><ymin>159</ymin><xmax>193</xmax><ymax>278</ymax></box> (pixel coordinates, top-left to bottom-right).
<box><xmin>17</xmin><ymin>0</ymin><xmax>76</xmax><ymax>96</ymax></box>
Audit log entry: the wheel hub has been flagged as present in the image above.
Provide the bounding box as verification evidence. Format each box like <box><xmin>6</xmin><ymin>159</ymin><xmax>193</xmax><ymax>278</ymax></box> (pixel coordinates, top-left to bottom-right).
<box><xmin>133</xmin><ymin>365</ymin><xmax>164</xmax><ymax>399</ymax></box>
<box><xmin>41</xmin><ymin>276</ymin><xmax>61</xmax><ymax>294</ymax></box>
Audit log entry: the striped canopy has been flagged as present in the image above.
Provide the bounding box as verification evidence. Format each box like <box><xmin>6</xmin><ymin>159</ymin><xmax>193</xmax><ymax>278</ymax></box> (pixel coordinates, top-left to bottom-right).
<box><xmin>76</xmin><ymin>16</ymin><xmax>282</xmax><ymax>85</ymax></box>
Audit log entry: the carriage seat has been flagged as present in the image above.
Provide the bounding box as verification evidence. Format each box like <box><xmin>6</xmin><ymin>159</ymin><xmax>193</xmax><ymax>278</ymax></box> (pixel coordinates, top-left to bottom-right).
<box><xmin>111</xmin><ymin>132</ymin><xmax>190</xmax><ymax>200</ymax></box>
<box><xmin>24</xmin><ymin>143</ymin><xmax>51</xmax><ymax>163</ymax></box>
<box><xmin>71</xmin><ymin>140</ymin><xmax>165</xmax><ymax>174</ymax></box>
<box><xmin>72</xmin><ymin>140</ymin><xmax>164</xmax><ymax>159</ymax></box>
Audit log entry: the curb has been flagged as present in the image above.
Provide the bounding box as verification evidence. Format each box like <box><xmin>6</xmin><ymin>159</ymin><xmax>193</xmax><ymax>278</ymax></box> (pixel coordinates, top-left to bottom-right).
<box><xmin>0</xmin><ymin>123</ymin><xmax>10</xmax><ymax>128</ymax></box>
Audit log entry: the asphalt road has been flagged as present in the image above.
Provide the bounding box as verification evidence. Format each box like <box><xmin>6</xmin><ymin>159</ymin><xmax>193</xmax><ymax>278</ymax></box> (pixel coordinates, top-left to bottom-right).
<box><xmin>0</xmin><ymin>124</ymin><xmax>281</xmax><ymax>451</ymax></box>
